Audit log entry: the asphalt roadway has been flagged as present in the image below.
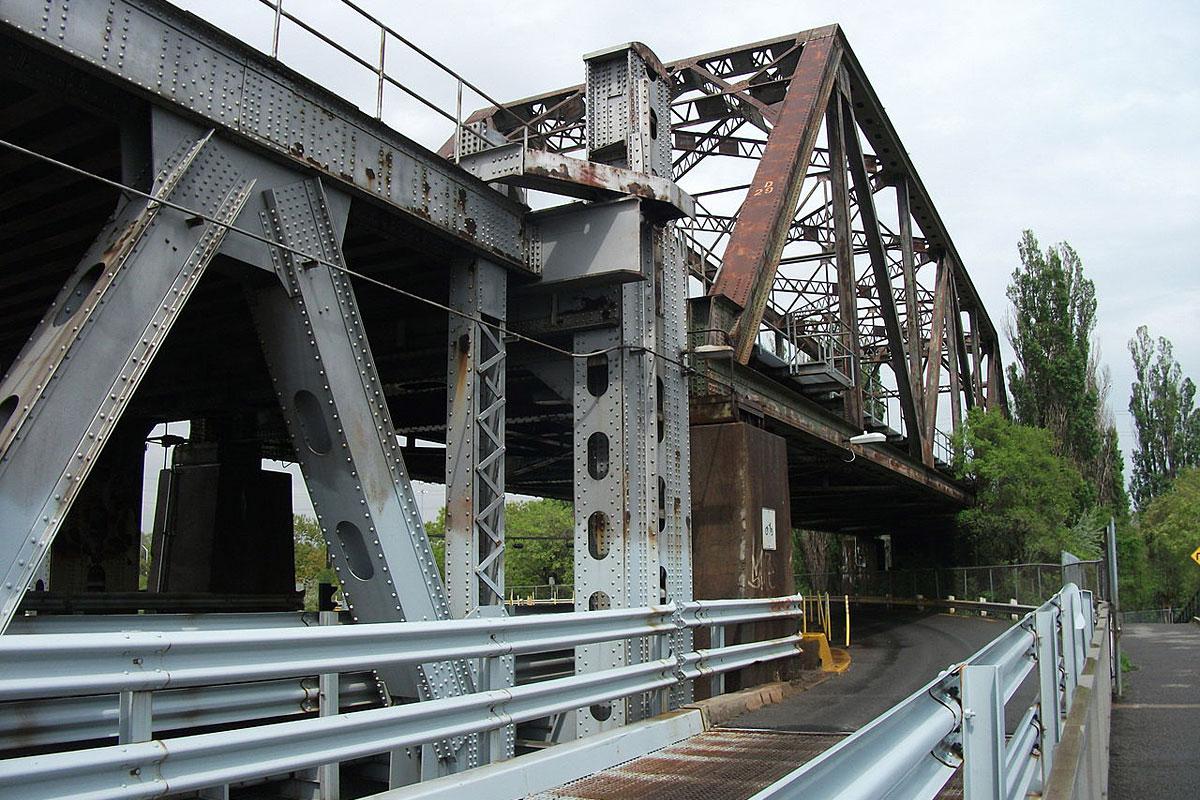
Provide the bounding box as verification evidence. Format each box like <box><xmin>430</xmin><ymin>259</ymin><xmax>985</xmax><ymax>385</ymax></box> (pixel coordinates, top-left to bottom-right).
<box><xmin>726</xmin><ymin>607</ymin><xmax>1016</xmax><ymax>733</ymax></box>
<box><xmin>1109</xmin><ymin>622</ymin><xmax>1200</xmax><ymax>799</ymax></box>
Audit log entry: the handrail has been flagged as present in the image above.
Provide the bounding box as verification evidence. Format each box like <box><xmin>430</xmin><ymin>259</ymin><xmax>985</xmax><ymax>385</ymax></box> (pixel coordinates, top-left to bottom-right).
<box><xmin>244</xmin><ymin>0</ymin><xmax>533</xmax><ymax>157</ymax></box>
<box><xmin>747</xmin><ymin>584</ymin><xmax>1100</xmax><ymax>800</ymax></box>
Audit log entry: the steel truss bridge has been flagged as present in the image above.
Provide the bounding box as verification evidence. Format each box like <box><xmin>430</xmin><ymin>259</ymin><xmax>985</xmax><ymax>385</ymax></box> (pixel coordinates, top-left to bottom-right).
<box><xmin>0</xmin><ymin>1</ymin><xmax>1046</xmax><ymax>798</ymax></box>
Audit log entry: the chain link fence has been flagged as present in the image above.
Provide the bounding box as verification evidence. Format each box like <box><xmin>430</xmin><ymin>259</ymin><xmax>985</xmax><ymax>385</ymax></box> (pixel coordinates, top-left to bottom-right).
<box><xmin>796</xmin><ymin>561</ymin><xmax>1106</xmax><ymax>607</ymax></box>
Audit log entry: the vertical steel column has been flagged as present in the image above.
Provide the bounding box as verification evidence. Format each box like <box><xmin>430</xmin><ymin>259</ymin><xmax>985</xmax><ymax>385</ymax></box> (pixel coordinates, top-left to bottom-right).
<box><xmin>0</xmin><ymin>131</ymin><xmax>252</xmax><ymax>632</ymax></box>
<box><xmin>444</xmin><ymin>257</ymin><xmax>513</xmax><ymax>761</ymax></box>
<box><xmin>251</xmin><ymin>178</ymin><xmax>475</xmax><ymax>771</ymax></box>
<box><xmin>658</xmin><ymin>229</ymin><xmax>694</xmax><ymax>708</ymax></box>
<box><xmin>445</xmin><ymin>259</ymin><xmax>508</xmax><ymax>618</ymax></box>
<box><xmin>573</xmin><ymin>325</ymin><xmax>626</xmax><ymax>736</ymax></box>
<box><xmin>572</xmin><ymin>42</ymin><xmax>692</xmax><ymax>735</ymax></box>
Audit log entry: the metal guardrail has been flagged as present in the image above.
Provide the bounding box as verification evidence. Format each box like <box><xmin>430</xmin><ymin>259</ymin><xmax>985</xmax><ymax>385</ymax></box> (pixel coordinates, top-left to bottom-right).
<box><xmin>747</xmin><ymin>584</ymin><xmax>1100</xmax><ymax>800</ymax></box>
<box><xmin>0</xmin><ymin>595</ymin><xmax>804</xmax><ymax>799</ymax></box>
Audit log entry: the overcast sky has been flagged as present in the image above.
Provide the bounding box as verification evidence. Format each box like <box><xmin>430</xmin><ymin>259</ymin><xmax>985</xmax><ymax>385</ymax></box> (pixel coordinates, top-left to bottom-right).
<box><xmin>358</xmin><ymin>0</ymin><xmax>1195</xmax><ymax>462</ymax></box>
<box><xmin>163</xmin><ymin>1</ymin><xmax>1199</xmax><ymax>515</ymax></box>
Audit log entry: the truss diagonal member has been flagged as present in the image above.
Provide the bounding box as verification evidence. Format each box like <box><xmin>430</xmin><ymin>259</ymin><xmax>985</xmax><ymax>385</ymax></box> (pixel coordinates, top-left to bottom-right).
<box><xmin>0</xmin><ymin>132</ymin><xmax>252</xmax><ymax>632</ymax></box>
<box><xmin>842</xmin><ymin>95</ymin><xmax>924</xmax><ymax>460</ymax></box>
<box><xmin>250</xmin><ymin>179</ymin><xmax>476</xmax><ymax>764</ymax></box>
<box><xmin>707</xmin><ymin>32</ymin><xmax>842</xmax><ymax>364</ymax></box>
<box><xmin>922</xmin><ymin>259</ymin><xmax>951</xmax><ymax>465</ymax></box>
<box><xmin>683</xmin><ymin>64</ymin><xmax>781</xmax><ymax>132</ymax></box>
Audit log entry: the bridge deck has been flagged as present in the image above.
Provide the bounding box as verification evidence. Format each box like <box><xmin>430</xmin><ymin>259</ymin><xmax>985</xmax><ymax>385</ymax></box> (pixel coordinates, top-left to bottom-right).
<box><xmin>535</xmin><ymin>610</ymin><xmax>1009</xmax><ymax>799</ymax></box>
<box><xmin>531</xmin><ymin>729</ymin><xmax>843</xmax><ymax>800</ymax></box>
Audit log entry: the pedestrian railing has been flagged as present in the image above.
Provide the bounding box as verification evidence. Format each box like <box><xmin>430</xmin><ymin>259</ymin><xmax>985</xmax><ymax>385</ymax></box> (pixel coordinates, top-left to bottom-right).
<box><xmin>747</xmin><ymin>583</ymin><xmax>1103</xmax><ymax>800</ymax></box>
<box><xmin>175</xmin><ymin>0</ymin><xmax>534</xmax><ymax>156</ymax></box>
<box><xmin>0</xmin><ymin>595</ymin><xmax>805</xmax><ymax>800</ymax></box>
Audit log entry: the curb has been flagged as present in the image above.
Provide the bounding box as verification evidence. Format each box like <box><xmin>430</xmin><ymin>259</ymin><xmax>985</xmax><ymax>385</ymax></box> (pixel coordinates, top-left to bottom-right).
<box><xmin>684</xmin><ymin>671</ymin><xmax>835</xmax><ymax>728</ymax></box>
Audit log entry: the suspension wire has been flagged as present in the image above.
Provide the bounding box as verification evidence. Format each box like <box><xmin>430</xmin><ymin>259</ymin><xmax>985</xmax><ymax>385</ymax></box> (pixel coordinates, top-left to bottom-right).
<box><xmin>0</xmin><ymin>136</ymin><xmax>738</xmax><ymax>392</ymax></box>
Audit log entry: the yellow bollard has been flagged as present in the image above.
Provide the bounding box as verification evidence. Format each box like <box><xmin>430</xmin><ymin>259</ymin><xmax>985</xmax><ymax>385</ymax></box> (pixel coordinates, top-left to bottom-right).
<box><xmin>844</xmin><ymin>594</ymin><xmax>851</xmax><ymax>647</ymax></box>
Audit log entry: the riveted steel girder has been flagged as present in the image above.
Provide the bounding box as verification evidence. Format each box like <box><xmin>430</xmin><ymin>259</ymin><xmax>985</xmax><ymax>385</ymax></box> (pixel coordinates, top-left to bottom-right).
<box><xmin>0</xmin><ymin>131</ymin><xmax>252</xmax><ymax>632</ymax></box>
<box><xmin>249</xmin><ymin>178</ymin><xmax>477</xmax><ymax>768</ymax></box>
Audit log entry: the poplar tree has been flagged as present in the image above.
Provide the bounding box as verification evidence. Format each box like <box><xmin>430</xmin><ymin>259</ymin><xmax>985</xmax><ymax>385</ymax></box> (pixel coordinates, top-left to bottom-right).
<box><xmin>1128</xmin><ymin>326</ymin><xmax>1200</xmax><ymax>508</ymax></box>
<box><xmin>1005</xmin><ymin>231</ymin><xmax>1123</xmax><ymax>509</ymax></box>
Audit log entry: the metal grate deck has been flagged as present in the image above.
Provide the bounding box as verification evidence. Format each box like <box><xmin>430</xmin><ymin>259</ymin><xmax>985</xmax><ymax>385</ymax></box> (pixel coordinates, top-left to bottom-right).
<box><xmin>529</xmin><ymin>729</ymin><xmax>845</xmax><ymax>800</ymax></box>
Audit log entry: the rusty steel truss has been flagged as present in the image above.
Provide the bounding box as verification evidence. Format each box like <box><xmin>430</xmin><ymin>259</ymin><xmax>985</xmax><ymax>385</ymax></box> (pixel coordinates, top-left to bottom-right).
<box><xmin>0</xmin><ymin>3</ymin><xmax>1011</xmax><ymax>791</ymax></box>
<box><xmin>462</xmin><ymin>27</ymin><xmax>1007</xmax><ymax>481</ymax></box>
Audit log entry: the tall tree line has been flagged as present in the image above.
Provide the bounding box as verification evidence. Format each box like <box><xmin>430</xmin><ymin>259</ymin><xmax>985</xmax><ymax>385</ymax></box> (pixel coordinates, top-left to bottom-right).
<box><xmin>1127</xmin><ymin>326</ymin><xmax>1200</xmax><ymax>508</ymax></box>
<box><xmin>1005</xmin><ymin>230</ymin><xmax>1127</xmax><ymax>513</ymax></box>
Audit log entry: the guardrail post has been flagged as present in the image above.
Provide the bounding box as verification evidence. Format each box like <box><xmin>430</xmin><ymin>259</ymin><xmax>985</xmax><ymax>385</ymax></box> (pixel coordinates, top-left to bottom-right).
<box><xmin>479</xmin><ymin>652</ymin><xmax>515</xmax><ymax>764</ymax></box>
<box><xmin>961</xmin><ymin>664</ymin><xmax>1005</xmax><ymax>800</ymax></box>
<box><xmin>1060</xmin><ymin>592</ymin><xmax>1079</xmax><ymax>713</ymax></box>
<box><xmin>710</xmin><ymin>623</ymin><xmax>726</xmax><ymax>697</ymax></box>
<box><xmin>318</xmin><ymin>608</ymin><xmax>341</xmax><ymax>800</ymax></box>
<box><xmin>1080</xmin><ymin>590</ymin><xmax>1094</xmax><ymax>643</ymax></box>
<box><xmin>1035</xmin><ymin>607</ymin><xmax>1061</xmax><ymax>788</ymax></box>
<box><xmin>117</xmin><ymin>690</ymin><xmax>152</xmax><ymax>744</ymax></box>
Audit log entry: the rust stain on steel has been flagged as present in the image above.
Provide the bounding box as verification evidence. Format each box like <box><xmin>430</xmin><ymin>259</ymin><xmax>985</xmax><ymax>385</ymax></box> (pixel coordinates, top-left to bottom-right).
<box><xmin>536</xmin><ymin>729</ymin><xmax>844</xmax><ymax>800</ymax></box>
<box><xmin>707</xmin><ymin>32</ymin><xmax>841</xmax><ymax>364</ymax></box>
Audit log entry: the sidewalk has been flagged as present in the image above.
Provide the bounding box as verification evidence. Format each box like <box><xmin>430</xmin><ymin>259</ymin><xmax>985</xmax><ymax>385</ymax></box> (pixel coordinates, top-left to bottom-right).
<box><xmin>1109</xmin><ymin>623</ymin><xmax>1200</xmax><ymax>798</ymax></box>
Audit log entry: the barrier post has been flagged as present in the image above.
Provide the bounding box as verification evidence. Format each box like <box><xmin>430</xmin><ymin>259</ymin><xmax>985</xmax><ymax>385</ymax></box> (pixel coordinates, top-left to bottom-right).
<box><xmin>117</xmin><ymin>690</ymin><xmax>152</xmax><ymax>744</ymax></box>
<box><xmin>844</xmin><ymin>595</ymin><xmax>850</xmax><ymax>647</ymax></box>
<box><xmin>1035</xmin><ymin>607</ymin><xmax>1062</xmax><ymax>788</ymax></box>
<box><xmin>962</xmin><ymin>664</ymin><xmax>1005</xmax><ymax>800</ymax></box>
<box><xmin>318</xmin><ymin>607</ymin><xmax>341</xmax><ymax>799</ymax></box>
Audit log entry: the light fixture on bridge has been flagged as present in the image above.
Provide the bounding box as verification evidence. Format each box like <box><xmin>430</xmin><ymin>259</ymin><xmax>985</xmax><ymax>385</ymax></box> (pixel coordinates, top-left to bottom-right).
<box><xmin>692</xmin><ymin>343</ymin><xmax>734</xmax><ymax>357</ymax></box>
<box><xmin>848</xmin><ymin>431</ymin><xmax>887</xmax><ymax>446</ymax></box>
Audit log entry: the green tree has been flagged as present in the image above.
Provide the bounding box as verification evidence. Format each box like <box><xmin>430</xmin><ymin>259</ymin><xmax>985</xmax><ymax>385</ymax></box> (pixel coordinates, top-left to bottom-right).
<box><xmin>424</xmin><ymin>498</ymin><xmax>573</xmax><ymax>594</ymax></box>
<box><xmin>1114</xmin><ymin>519</ymin><xmax>1154</xmax><ymax>611</ymax></box>
<box><xmin>294</xmin><ymin>515</ymin><xmax>335</xmax><ymax>611</ymax></box>
<box><xmin>1136</xmin><ymin>466</ymin><xmax>1200</xmax><ymax>607</ymax></box>
<box><xmin>954</xmin><ymin>408</ymin><xmax>1095</xmax><ymax>563</ymax></box>
<box><xmin>503</xmin><ymin>499</ymin><xmax>573</xmax><ymax>588</ymax></box>
<box><xmin>1128</xmin><ymin>326</ymin><xmax>1200</xmax><ymax>508</ymax></box>
<box><xmin>1005</xmin><ymin>231</ymin><xmax>1124</xmax><ymax>511</ymax></box>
